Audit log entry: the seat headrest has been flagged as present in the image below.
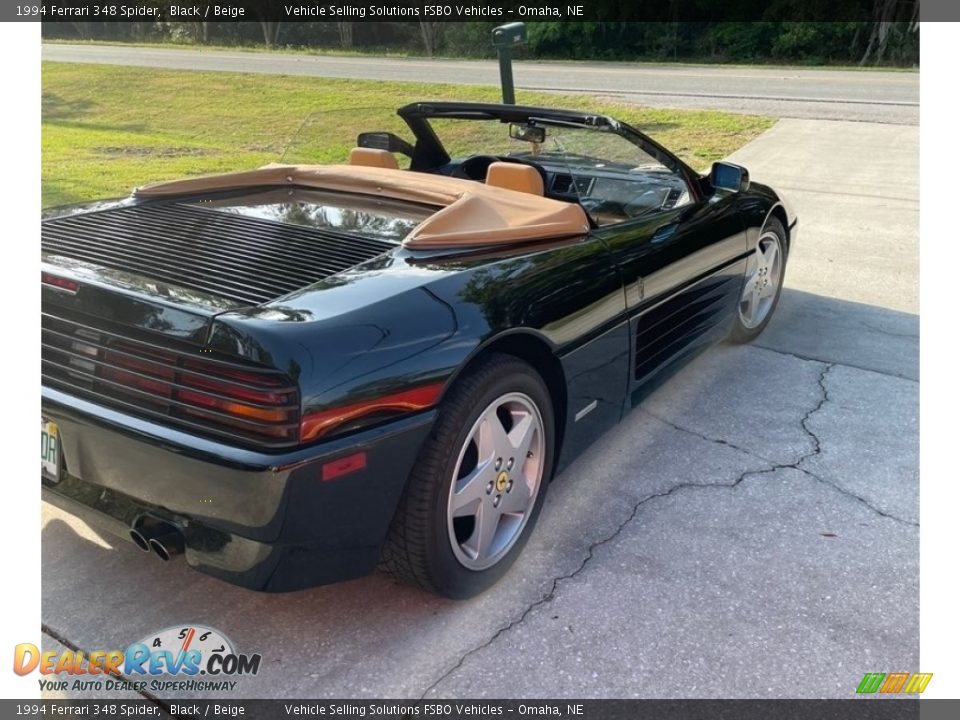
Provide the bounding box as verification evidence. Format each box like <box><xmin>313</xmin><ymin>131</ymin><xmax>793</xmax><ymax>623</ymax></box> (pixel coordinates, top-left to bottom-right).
<box><xmin>485</xmin><ymin>162</ymin><xmax>544</xmax><ymax>196</ymax></box>
<box><xmin>349</xmin><ymin>147</ymin><xmax>399</xmax><ymax>170</ymax></box>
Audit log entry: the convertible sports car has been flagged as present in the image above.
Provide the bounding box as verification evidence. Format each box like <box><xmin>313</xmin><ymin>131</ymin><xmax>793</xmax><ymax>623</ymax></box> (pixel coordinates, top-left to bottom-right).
<box><xmin>41</xmin><ymin>102</ymin><xmax>796</xmax><ymax>598</ymax></box>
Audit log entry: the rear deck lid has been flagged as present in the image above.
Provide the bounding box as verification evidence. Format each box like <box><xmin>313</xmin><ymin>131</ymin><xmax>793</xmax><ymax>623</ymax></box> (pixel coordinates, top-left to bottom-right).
<box><xmin>40</xmin><ymin>192</ymin><xmax>420</xmax><ymax>309</ymax></box>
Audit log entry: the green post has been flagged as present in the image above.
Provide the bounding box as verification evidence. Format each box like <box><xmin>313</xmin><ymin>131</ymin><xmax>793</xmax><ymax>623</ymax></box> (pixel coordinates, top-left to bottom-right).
<box><xmin>492</xmin><ymin>22</ymin><xmax>527</xmax><ymax>105</ymax></box>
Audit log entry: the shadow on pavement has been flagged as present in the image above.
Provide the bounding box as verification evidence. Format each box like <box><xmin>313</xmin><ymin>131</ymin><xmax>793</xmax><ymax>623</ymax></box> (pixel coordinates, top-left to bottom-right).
<box><xmin>761</xmin><ymin>287</ymin><xmax>918</xmax><ymax>380</ymax></box>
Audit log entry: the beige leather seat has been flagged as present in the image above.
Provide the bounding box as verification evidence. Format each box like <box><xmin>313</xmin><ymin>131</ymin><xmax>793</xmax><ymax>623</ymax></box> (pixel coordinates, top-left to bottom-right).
<box><xmin>349</xmin><ymin>147</ymin><xmax>399</xmax><ymax>170</ymax></box>
<box><xmin>485</xmin><ymin>162</ymin><xmax>544</xmax><ymax>196</ymax></box>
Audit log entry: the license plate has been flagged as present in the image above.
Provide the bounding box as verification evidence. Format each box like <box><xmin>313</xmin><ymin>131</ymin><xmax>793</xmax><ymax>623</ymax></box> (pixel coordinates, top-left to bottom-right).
<box><xmin>41</xmin><ymin>419</ymin><xmax>60</xmax><ymax>481</ymax></box>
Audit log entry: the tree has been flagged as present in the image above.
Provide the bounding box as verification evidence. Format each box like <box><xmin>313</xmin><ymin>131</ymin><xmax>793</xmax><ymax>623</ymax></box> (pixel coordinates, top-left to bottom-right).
<box><xmin>259</xmin><ymin>21</ymin><xmax>283</xmax><ymax>48</ymax></box>
<box><xmin>337</xmin><ymin>22</ymin><xmax>354</xmax><ymax>49</ymax></box>
<box><xmin>418</xmin><ymin>21</ymin><xmax>444</xmax><ymax>56</ymax></box>
<box><xmin>860</xmin><ymin>0</ymin><xmax>919</xmax><ymax>65</ymax></box>
<box><xmin>187</xmin><ymin>22</ymin><xmax>209</xmax><ymax>43</ymax></box>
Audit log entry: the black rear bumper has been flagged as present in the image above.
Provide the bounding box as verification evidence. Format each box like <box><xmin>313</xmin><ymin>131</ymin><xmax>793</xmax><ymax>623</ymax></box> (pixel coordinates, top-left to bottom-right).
<box><xmin>41</xmin><ymin>386</ymin><xmax>435</xmax><ymax>592</ymax></box>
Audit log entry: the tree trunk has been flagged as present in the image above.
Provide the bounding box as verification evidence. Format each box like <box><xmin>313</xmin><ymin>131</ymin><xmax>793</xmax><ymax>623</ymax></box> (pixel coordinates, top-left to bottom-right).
<box><xmin>860</xmin><ymin>0</ymin><xmax>919</xmax><ymax>65</ymax></box>
<box><xmin>419</xmin><ymin>21</ymin><xmax>443</xmax><ymax>56</ymax></box>
<box><xmin>260</xmin><ymin>21</ymin><xmax>282</xmax><ymax>48</ymax></box>
<box><xmin>188</xmin><ymin>21</ymin><xmax>208</xmax><ymax>44</ymax></box>
<box><xmin>337</xmin><ymin>22</ymin><xmax>353</xmax><ymax>49</ymax></box>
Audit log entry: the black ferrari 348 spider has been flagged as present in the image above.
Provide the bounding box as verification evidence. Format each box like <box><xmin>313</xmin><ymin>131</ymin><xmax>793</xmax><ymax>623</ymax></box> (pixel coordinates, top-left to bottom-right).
<box><xmin>41</xmin><ymin>102</ymin><xmax>796</xmax><ymax>598</ymax></box>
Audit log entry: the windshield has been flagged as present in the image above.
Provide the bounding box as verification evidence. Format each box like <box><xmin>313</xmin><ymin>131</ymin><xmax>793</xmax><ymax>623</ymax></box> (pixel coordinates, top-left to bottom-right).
<box><xmin>281</xmin><ymin>110</ymin><xmax>693</xmax><ymax>226</ymax></box>
<box><xmin>427</xmin><ymin>117</ymin><xmax>658</xmax><ymax>168</ymax></box>
<box><xmin>426</xmin><ymin>116</ymin><xmax>693</xmax><ymax>225</ymax></box>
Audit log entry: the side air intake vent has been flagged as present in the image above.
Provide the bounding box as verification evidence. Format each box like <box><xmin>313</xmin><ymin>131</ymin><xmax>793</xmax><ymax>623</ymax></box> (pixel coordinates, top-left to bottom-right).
<box><xmin>635</xmin><ymin>279</ymin><xmax>728</xmax><ymax>381</ymax></box>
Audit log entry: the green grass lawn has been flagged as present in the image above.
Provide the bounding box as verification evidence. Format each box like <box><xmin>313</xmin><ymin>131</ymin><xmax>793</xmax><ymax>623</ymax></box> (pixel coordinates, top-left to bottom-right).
<box><xmin>45</xmin><ymin>39</ymin><xmax>920</xmax><ymax>72</ymax></box>
<box><xmin>42</xmin><ymin>62</ymin><xmax>775</xmax><ymax>208</ymax></box>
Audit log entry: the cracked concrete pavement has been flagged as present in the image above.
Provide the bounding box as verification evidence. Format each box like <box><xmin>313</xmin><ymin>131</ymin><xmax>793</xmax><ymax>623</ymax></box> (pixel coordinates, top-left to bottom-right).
<box><xmin>41</xmin><ymin>117</ymin><xmax>917</xmax><ymax>700</ymax></box>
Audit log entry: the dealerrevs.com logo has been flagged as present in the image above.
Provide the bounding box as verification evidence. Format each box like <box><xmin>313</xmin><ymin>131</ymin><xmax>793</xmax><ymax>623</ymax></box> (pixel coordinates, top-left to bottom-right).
<box><xmin>14</xmin><ymin>624</ymin><xmax>261</xmax><ymax>693</ymax></box>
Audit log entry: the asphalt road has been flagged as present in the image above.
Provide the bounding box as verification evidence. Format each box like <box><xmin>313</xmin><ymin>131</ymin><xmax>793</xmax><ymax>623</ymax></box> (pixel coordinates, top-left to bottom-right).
<box><xmin>42</xmin><ymin>44</ymin><xmax>919</xmax><ymax>124</ymax></box>
<box><xmin>40</xmin><ymin>117</ymin><xmax>918</xmax><ymax>702</ymax></box>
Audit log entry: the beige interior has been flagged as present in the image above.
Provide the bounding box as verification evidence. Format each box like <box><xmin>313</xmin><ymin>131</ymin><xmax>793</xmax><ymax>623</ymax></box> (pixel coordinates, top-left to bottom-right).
<box><xmin>135</xmin><ymin>164</ymin><xmax>590</xmax><ymax>249</ymax></box>
<box><xmin>486</xmin><ymin>162</ymin><xmax>544</xmax><ymax>196</ymax></box>
<box><xmin>349</xmin><ymin>147</ymin><xmax>399</xmax><ymax>170</ymax></box>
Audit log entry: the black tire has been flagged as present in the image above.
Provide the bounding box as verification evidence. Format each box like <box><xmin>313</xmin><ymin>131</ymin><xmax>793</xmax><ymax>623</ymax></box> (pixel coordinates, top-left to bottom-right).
<box><xmin>380</xmin><ymin>353</ymin><xmax>555</xmax><ymax>599</ymax></box>
<box><xmin>728</xmin><ymin>216</ymin><xmax>787</xmax><ymax>344</ymax></box>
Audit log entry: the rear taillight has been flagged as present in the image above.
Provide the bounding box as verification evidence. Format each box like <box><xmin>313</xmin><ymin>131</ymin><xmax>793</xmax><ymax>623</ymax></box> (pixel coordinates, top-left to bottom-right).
<box><xmin>176</xmin><ymin>360</ymin><xmax>298</xmax><ymax>437</ymax></box>
<box><xmin>101</xmin><ymin>342</ymin><xmax>177</xmax><ymax>403</ymax></box>
<box><xmin>100</xmin><ymin>341</ymin><xmax>299</xmax><ymax>442</ymax></box>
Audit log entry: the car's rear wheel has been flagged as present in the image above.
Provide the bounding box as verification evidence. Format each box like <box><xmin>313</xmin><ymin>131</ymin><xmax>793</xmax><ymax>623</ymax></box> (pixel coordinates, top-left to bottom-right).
<box><xmin>380</xmin><ymin>354</ymin><xmax>554</xmax><ymax>598</ymax></box>
<box><xmin>729</xmin><ymin>216</ymin><xmax>787</xmax><ymax>343</ymax></box>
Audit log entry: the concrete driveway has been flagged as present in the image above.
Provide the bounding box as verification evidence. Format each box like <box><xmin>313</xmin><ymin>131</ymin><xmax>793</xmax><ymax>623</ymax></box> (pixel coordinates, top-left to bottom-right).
<box><xmin>41</xmin><ymin>118</ymin><xmax>918</xmax><ymax>701</ymax></box>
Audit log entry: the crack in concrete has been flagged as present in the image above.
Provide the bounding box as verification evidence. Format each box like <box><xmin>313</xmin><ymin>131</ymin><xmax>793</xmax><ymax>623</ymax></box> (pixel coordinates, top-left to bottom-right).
<box><xmin>859</xmin><ymin>320</ymin><xmax>919</xmax><ymax>340</ymax></box>
<box><xmin>798</xmin><ymin>363</ymin><xmax>831</xmax><ymax>460</ymax></box>
<box><xmin>753</xmin><ymin>344</ymin><xmax>918</xmax><ymax>382</ymax></box>
<box><xmin>420</xmin><ymin>359</ymin><xmax>917</xmax><ymax>697</ymax></box>
<box><xmin>647</xmin><ymin>364</ymin><xmax>917</xmax><ymax>528</ymax></box>
<box><xmin>794</xmin><ymin>364</ymin><xmax>918</xmax><ymax>527</ymax></box>
<box><xmin>41</xmin><ymin>623</ymin><xmax>169</xmax><ymax>710</ymax></box>
<box><xmin>419</xmin><ymin>462</ymin><xmax>777</xmax><ymax>700</ymax></box>
<box><xmin>644</xmin><ymin>410</ymin><xmax>775</xmax><ymax>462</ymax></box>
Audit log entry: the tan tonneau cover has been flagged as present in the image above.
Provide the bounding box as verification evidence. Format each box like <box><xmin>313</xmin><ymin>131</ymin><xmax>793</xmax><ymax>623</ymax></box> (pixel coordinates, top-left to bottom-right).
<box><xmin>135</xmin><ymin>164</ymin><xmax>590</xmax><ymax>249</ymax></box>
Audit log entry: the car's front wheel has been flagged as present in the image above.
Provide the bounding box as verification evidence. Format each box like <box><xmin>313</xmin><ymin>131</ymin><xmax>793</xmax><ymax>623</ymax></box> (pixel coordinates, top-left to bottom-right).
<box><xmin>380</xmin><ymin>354</ymin><xmax>554</xmax><ymax>598</ymax></box>
<box><xmin>729</xmin><ymin>216</ymin><xmax>787</xmax><ymax>343</ymax></box>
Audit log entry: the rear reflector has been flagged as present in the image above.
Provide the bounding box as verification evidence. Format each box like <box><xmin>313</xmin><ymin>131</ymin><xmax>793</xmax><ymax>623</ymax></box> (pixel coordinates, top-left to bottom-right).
<box><xmin>322</xmin><ymin>452</ymin><xmax>367</xmax><ymax>482</ymax></box>
<box><xmin>42</xmin><ymin>272</ymin><xmax>79</xmax><ymax>293</ymax></box>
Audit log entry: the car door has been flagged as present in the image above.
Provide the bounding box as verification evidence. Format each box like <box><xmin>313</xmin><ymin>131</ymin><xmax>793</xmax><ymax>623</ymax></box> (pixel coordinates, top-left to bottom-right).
<box><xmin>529</xmin><ymin>118</ymin><xmax>750</xmax><ymax>413</ymax></box>
<box><xmin>591</xmin><ymin>192</ymin><xmax>749</xmax><ymax>409</ymax></box>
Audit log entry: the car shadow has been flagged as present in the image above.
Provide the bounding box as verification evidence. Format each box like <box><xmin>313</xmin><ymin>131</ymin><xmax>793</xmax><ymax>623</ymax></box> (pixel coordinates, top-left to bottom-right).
<box><xmin>760</xmin><ymin>287</ymin><xmax>918</xmax><ymax>381</ymax></box>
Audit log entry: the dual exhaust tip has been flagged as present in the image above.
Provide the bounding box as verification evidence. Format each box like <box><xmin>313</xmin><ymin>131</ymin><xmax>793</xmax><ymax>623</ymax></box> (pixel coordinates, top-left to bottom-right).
<box><xmin>129</xmin><ymin>518</ymin><xmax>184</xmax><ymax>562</ymax></box>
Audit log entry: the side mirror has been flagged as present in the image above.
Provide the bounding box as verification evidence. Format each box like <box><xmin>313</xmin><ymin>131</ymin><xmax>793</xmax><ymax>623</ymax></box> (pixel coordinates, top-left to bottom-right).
<box><xmin>710</xmin><ymin>162</ymin><xmax>751</xmax><ymax>193</ymax></box>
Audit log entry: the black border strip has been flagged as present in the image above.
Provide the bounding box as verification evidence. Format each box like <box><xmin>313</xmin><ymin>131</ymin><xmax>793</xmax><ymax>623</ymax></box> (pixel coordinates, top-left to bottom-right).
<box><xmin>7</xmin><ymin>1</ymin><xmax>942</xmax><ymax>24</ymax></box>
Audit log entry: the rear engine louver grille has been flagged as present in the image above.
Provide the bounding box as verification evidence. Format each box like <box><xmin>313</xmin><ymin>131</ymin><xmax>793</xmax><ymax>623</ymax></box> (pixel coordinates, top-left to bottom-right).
<box><xmin>42</xmin><ymin>311</ymin><xmax>300</xmax><ymax>448</ymax></box>
<box><xmin>635</xmin><ymin>279</ymin><xmax>727</xmax><ymax>380</ymax></box>
<box><xmin>41</xmin><ymin>204</ymin><xmax>395</xmax><ymax>306</ymax></box>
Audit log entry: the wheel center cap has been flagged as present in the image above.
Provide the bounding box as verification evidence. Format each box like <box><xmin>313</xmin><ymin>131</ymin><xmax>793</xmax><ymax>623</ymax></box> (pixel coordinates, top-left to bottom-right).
<box><xmin>496</xmin><ymin>471</ymin><xmax>509</xmax><ymax>493</ymax></box>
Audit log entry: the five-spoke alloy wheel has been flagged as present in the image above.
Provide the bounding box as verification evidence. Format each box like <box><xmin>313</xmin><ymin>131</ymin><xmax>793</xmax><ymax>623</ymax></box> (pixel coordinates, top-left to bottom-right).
<box><xmin>446</xmin><ymin>392</ymin><xmax>545</xmax><ymax>571</ymax></box>
<box><xmin>730</xmin><ymin>216</ymin><xmax>787</xmax><ymax>343</ymax></box>
<box><xmin>381</xmin><ymin>354</ymin><xmax>554</xmax><ymax>599</ymax></box>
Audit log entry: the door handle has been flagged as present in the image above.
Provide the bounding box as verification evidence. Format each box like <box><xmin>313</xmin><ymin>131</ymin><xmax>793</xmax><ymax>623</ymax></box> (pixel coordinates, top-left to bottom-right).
<box><xmin>652</xmin><ymin>223</ymin><xmax>679</xmax><ymax>243</ymax></box>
